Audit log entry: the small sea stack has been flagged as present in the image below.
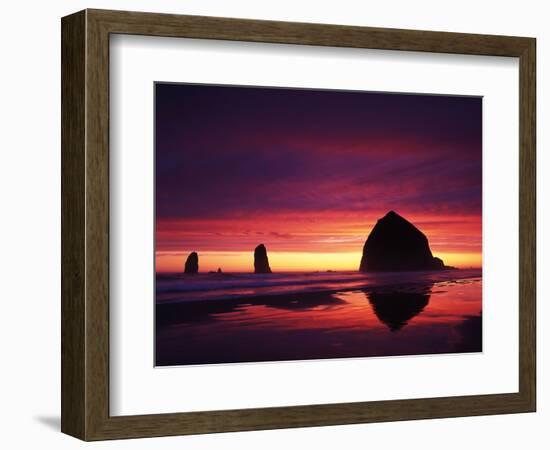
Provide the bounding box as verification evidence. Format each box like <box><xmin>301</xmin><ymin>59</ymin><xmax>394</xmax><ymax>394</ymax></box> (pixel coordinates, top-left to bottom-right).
<box><xmin>254</xmin><ymin>244</ymin><xmax>272</xmax><ymax>274</ymax></box>
<box><xmin>359</xmin><ymin>211</ymin><xmax>449</xmax><ymax>272</ymax></box>
<box><xmin>184</xmin><ymin>251</ymin><xmax>199</xmax><ymax>274</ymax></box>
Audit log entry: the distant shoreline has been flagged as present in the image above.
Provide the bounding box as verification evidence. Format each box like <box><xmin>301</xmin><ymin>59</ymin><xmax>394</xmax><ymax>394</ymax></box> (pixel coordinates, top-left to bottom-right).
<box><xmin>156</xmin><ymin>267</ymin><xmax>482</xmax><ymax>276</ymax></box>
<box><xmin>155</xmin><ymin>269</ymin><xmax>482</xmax><ymax>305</ymax></box>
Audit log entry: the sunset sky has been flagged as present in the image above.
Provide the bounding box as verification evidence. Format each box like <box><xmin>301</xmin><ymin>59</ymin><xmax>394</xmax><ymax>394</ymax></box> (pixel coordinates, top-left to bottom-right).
<box><xmin>155</xmin><ymin>83</ymin><xmax>482</xmax><ymax>272</ymax></box>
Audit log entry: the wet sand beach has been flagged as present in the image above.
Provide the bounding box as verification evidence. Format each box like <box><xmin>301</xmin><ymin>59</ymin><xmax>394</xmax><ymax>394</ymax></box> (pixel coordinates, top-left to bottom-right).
<box><xmin>155</xmin><ymin>271</ymin><xmax>482</xmax><ymax>366</ymax></box>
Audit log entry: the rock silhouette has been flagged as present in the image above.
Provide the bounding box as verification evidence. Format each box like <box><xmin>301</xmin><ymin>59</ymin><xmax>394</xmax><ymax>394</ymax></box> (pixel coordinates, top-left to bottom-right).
<box><xmin>359</xmin><ymin>211</ymin><xmax>447</xmax><ymax>272</ymax></box>
<box><xmin>184</xmin><ymin>252</ymin><xmax>199</xmax><ymax>274</ymax></box>
<box><xmin>254</xmin><ymin>244</ymin><xmax>272</xmax><ymax>274</ymax></box>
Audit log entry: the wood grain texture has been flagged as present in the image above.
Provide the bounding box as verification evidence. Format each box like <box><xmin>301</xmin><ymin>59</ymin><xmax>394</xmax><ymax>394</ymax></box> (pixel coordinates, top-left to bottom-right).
<box><xmin>89</xmin><ymin>8</ymin><xmax>532</xmax><ymax>56</ymax></box>
<box><xmin>84</xmin><ymin>10</ymin><xmax>111</xmax><ymax>440</ymax></box>
<box><xmin>518</xmin><ymin>39</ymin><xmax>536</xmax><ymax>409</ymax></box>
<box><xmin>61</xmin><ymin>8</ymin><xmax>537</xmax><ymax>441</ymax></box>
<box><xmin>61</xmin><ymin>10</ymin><xmax>86</xmax><ymax>439</ymax></box>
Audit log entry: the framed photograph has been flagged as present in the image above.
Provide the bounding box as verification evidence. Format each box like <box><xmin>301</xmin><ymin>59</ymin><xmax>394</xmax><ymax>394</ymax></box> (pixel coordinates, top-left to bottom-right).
<box><xmin>61</xmin><ymin>9</ymin><xmax>536</xmax><ymax>440</ymax></box>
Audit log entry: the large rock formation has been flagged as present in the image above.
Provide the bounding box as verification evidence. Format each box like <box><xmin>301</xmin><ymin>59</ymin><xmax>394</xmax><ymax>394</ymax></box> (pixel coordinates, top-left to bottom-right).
<box><xmin>254</xmin><ymin>244</ymin><xmax>272</xmax><ymax>274</ymax></box>
<box><xmin>184</xmin><ymin>251</ymin><xmax>199</xmax><ymax>274</ymax></box>
<box><xmin>359</xmin><ymin>211</ymin><xmax>447</xmax><ymax>272</ymax></box>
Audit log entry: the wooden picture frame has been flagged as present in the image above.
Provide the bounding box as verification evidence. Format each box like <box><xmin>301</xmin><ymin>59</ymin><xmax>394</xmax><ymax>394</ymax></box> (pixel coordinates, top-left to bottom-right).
<box><xmin>61</xmin><ymin>8</ymin><xmax>536</xmax><ymax>441</ymax></box>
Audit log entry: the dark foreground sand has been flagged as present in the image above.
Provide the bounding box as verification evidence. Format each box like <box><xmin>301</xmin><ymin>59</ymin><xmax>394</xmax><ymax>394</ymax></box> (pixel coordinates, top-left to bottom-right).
<box><xmin>155</xmin><ymin>276</ymin><xmax>482</xmax><ymax>366</ymax></box>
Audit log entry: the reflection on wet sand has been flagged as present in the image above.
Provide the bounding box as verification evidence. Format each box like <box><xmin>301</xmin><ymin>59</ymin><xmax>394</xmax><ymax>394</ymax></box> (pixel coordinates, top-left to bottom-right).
<box><xmin>155</xmin><ymin>278</ymin><xmax>482</xmax><ymax>366</ymax></box>
<box><xmin>156</xmin><ymin>290</ymin><xmax>346</xmax><ymax>327</ymax></box>
<box><xmin>365</xmin><ymin>284</ymin><xmax>431</xmax><ymax>331</ymax></box>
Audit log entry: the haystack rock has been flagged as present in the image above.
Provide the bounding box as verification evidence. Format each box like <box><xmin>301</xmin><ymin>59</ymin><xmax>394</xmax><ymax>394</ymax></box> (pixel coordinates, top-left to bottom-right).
<box><xmin>359</xmin><ymin>211</ymin><xmax>448</xmax><ymax>272</ymax></box>
<box><xmin>254</xmin><ymin>244</ymin><xmax>272</xmax><ymax>274</ymax></box>
<box><xmin>184</xmin><ymin>251</ymin><xmax>199</xmax><ymax>274</ymax></box>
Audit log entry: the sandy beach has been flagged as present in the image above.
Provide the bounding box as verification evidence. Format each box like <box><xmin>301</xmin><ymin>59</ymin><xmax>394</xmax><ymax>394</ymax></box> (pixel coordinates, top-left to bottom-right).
<box><xmin>155</xmin><ymin>270</ymin><xmax>482</xmax><ymax>366</ymax></box>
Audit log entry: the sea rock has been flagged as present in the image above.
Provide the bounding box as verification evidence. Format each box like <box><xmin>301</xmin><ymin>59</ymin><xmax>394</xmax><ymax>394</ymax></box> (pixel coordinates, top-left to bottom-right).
<box><xmin>254</xmin><ymin>244</ymin><xmax>272</xmax><ymax>274</ymax></box>
<box><xmin>359</xmin><ymin>211</ymin><xmax>446</xmax><ymax>272</ymax></box>
<box><xmin>432</xmin><ymin>257</ymin><xmax>445</xmax><ymax>270</ymax></box>
<box><xmin>184</xmin><ymin>252</ymin><xmax>199</xmax><ymax>274</ymax></box>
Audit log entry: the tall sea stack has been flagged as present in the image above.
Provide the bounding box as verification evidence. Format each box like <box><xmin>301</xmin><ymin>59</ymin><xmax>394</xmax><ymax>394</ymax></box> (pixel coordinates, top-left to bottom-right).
<box><xmin>359</xmin><ymin>211</ymin><xmax>447</xmax><ymax>272</ymax></box>
<box><xmin>254</xmin><ymin>244</ymin><xmax>272</xmax><ymax>274</ymax></box>
<box><xmin>184</xmin><ymin>251</ymin><xmax>199</xmax><ymax>274</ymax></box>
